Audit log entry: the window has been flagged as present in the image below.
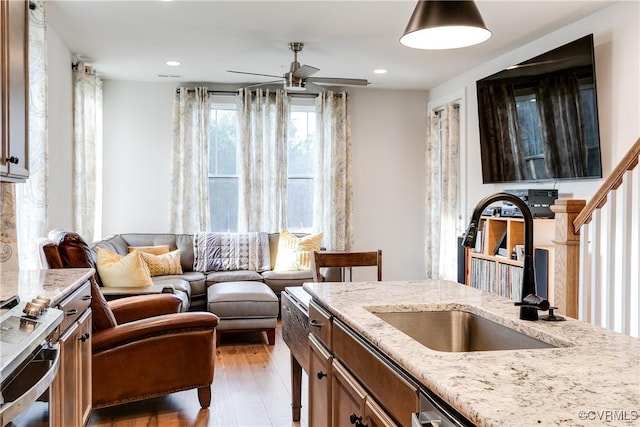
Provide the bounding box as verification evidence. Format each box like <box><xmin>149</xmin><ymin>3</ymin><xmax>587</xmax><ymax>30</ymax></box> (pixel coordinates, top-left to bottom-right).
<box><xmin>287</xmin><ymin>104</ymin><xmax>315</xmax><ymax>232</ymax></box>
<box><xmin>208</xmin><ymin>97</ymin><xmax>316</xmax><ymax>232</ymax></box>
<box><xmin>209</xmin><ymin>100</ymin><xmax>238</xmax><ymax>232</ymax></box>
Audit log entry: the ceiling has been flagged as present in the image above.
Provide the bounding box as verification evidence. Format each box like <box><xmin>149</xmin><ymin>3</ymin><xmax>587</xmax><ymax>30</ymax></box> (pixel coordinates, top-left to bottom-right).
<box><xmin>46</xmin><ymin>0</ymin><xmax>613</xmax><ymax>91</ymax></box>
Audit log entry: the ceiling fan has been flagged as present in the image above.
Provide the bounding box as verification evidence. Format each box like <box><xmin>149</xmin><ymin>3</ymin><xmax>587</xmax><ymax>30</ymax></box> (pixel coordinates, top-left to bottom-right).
<box><xmin>227</xmin><ymin>42</ymin><xmax>369</xmax><ymax>93</ymax></box>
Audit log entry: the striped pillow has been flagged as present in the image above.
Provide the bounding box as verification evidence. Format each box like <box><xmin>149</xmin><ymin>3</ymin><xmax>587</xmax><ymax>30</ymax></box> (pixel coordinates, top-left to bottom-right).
<box><xmin>274</xmin><ymin>230</ymin><xmax>323</xmax><ymax>271</ymax></box>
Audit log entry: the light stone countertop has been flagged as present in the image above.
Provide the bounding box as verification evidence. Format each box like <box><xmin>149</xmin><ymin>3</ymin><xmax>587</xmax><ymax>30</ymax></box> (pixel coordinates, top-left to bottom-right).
<box><xmin>1</xmin><ymin>268</ymin><xmax>95</xmax><ymax>307</ymax></box>
<box><xmin>303</xmin><ymin>280</ymin><xmax>640</xmax><ymax>427</ymax></box>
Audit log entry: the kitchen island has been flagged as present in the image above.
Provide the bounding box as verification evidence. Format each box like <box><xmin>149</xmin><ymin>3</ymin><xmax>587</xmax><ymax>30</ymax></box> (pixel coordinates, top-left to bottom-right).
<box><xmin>1</xmin><ymin>268</ymin><xmax>95</xmax><ymax>306</ymax></box>
<box><xmin>303</xmin><ymin>280</ymin><xmax>639</xmax><ymax>426</ymax></box>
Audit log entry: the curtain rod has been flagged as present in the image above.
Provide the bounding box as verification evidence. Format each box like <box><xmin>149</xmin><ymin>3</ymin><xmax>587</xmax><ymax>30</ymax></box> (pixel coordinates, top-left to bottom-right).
<box><xmin>175</xmin><ymin>88</ymin><xmax>344</xmax><ymax>98</ymax></box>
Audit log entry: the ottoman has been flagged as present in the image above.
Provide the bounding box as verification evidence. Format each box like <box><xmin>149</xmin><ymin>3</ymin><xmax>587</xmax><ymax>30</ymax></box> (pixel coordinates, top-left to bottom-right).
<box><xmin>207</xmin><ymin>281</ymin><xmax>279</xmax><ymax>345</ymax></box>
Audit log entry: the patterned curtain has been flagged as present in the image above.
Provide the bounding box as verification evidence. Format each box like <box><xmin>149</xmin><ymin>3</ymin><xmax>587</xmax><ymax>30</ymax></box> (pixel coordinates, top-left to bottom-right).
<box><xmin>236</xmin><ymin>88</ymin><xmax>289</xmax><ymax>233</ymax></box>
<box><xmin>313</xmin><ymin>91</ymin><xmax>352</xmax><ymax>251</ymax></box>
<box><xmin>169</xmin><ymin>87</ymin><xmax>211</xmax><ymax>233</ymax></box>
<box><xmin>425</xmin><ymin>103</ymin><xmax>460</xmax><ymax>280</ymax></box>
<box><xmin>16</xmin><ymin>0</ymin><xmax>47</xmax><ymax>269</ymax></box>
<box><xmin>72</xmin><ymin>62</ymin><xmax>103</xmax><ymax>242</ymax></box>
<box><xmin>0</xmin><ymin>184</ymin><xmax>19</xmax><ymax>271</ymax></box>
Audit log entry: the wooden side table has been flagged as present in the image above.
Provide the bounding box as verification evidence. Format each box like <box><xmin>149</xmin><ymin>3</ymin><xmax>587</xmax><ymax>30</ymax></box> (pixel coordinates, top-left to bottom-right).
<box><xmin>281</xmin><ymin>286</ymin><xmax>311</xmax><ymax>421</ymax></box>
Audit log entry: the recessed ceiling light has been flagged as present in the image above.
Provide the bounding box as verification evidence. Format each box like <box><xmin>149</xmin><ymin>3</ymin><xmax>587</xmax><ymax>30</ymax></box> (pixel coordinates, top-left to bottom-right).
<box><xmin>373</xmin><ymin>69</ymin><xmax>388</xmax><ymax>74</ymax></box>
<box><xmin>166</xmin><ymin>60</ymin><xmax>181</xmax><ymax>66</ymax></box>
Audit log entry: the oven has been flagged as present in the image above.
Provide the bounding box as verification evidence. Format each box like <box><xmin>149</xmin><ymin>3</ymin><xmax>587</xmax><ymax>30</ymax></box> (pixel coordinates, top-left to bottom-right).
<box><xmin>1</xmin><ymin>296</ymin><xmax>63</xmax><ymax>425</ymax></box>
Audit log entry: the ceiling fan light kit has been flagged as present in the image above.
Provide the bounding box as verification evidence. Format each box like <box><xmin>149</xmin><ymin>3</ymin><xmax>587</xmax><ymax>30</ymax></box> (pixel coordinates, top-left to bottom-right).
<box><xmin>400</xmin><ymin>0</ymin><xmax>491</xmax><ymax>50</ymax></box>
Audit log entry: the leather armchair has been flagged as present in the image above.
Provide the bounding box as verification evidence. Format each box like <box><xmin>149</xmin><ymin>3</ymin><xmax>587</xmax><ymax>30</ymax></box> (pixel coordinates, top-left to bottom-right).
<box><xmin>39</xmin><ymin>231</ymin><xmax>219</xmax><ymax>409</ymax></box>
<box><xmin>93</xmin><ymin>293</ymin><xmax>218</xmax><ymax>409</ymax></box>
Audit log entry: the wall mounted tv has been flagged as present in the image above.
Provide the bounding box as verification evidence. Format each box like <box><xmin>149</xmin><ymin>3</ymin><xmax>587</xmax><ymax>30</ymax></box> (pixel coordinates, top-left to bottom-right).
<box><xmin>476</xmin><ymin>34</ymin><xmax>602</xmax><ymax>184</ymax></box>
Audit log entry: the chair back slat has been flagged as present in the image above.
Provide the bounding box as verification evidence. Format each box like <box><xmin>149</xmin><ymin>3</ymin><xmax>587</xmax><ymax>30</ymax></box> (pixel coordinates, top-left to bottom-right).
<box><xmin>312</xmin><ymin>250</ymin><xmax>382</xmax><ymax>282</ymax></box>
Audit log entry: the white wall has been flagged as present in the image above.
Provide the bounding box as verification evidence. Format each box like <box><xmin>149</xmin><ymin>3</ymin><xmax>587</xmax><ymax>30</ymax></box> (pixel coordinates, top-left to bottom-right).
<box><xmin>428</xmin><ymin>1</ymin><xmax>640</xmax><ymax>218</ymax></box>
<box><xmin>46</xmin><ymin>25</ymin><xmax>73</xmax><ymax>231</ymax></box>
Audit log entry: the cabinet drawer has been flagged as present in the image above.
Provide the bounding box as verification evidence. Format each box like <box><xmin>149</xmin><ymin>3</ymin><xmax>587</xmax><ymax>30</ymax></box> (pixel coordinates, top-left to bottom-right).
<box><xmin>333</xmin><ymin>320</ymin><xmax>419</xmax><ymax>426</ymax></box>
<box><xmin>308</xmin><ymin>300</ymin><xmax>332</xmax><ymax>350</ymax></box>
<box><xmin>281</xmin><ymin>291</ymin><xmax>309</xmax><ymax>371</ymax></box>
<box><xmin>57</xmin><ymin>281</ymin><xmax>91</xmax><ymax>334</ymax></box>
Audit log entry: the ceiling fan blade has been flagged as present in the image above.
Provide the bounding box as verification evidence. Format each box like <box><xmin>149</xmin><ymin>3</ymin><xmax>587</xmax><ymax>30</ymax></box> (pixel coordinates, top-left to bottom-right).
<box><xmin>307</xmin><ymin>77</ymin><xmax>370</xmax><ymax>86</ymax></box>
<box><xmin>227</xmin><ymin>70</ymin><xmax>283</xmax><ymax>79</ymax></box>
<box><xmin>304</xmin><ymin>81</ymin><xmax>326</xmax><ymax>94</ymax></box>
<box><xmin>292</xmin><ymin>65</ymin><xmax>319</xmax><ymax>78</ymax></box>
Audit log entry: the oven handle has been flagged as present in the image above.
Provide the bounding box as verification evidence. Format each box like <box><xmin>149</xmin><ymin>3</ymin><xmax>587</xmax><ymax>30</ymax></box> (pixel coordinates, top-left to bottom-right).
<box><xmin>0</xmin><ymin>343</ymin><xmax>61</xmax><ymax>425</ymax></box>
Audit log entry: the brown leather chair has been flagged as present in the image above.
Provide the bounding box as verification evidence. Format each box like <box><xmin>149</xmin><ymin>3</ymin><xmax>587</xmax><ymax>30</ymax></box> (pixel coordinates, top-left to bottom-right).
<box><xmin>41</xmin><ymin>231</ymin><xmax>219</xmax><ymax>409</ymax></box>
<box><xmin>311</xmin><ymin>250</ymin><xmax>382</xmax><ymax>282</ymax></box>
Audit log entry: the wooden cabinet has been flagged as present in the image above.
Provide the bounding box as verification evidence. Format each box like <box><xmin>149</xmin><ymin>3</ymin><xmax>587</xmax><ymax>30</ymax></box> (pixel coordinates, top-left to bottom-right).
<box><xmin>50</xmin><ymin>281</ymin><xmax>92</xmax><ymax>426</ymax></box>
<box><xmin>0</xmin><ymin>0</ymin><xmax>29</xmax><ymax>182</ymax></box>
<box><xmin>308</xmin><ymin>300</ymin><xmax>413</xmax><ymax>427</ymax></box>
<box><xmin>309</xmin><ymin>334</ymin><xmax>332</xmax><ymax>427</ymax></box>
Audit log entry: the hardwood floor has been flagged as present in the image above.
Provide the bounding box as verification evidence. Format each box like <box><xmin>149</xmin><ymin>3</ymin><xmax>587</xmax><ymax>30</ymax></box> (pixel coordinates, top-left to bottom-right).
<box><xmin>9</xmin><ymin>321</ymin><xmax>309</xmax><ymax>427</ymax></box>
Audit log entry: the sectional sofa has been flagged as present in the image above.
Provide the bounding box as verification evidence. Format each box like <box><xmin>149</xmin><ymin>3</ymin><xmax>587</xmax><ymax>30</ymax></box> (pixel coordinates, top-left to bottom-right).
<box><xmin>90</xmin><ymin>232</ymin><xmax>318</xmax><ymax>311</ymax></box>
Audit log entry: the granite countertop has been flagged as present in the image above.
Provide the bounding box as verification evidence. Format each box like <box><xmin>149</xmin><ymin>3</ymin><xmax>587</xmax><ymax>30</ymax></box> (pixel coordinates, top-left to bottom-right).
<box><xmin>303</xmin><ymin>280</ymin><xmax>640</xmax><ymax>427</ymax></box>
<box><xmin>1</xmin><ymin>269</ymin><xmax>95</xmax><ymax>307</ymax></box>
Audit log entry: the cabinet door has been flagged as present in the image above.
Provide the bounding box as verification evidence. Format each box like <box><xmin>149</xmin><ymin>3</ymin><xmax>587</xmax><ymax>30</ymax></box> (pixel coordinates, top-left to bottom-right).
<box><xmin>0</xmin><ymin>0</ymin><xmax>28</xmax><ymax>181</ymax></box>
<box><xmin>332</xmin><ymin>360</ymin><xmax>366</xmax><ymax>427</ymax></box>
<box><xmin>51</xmin><ymin>322</ymin><xmax>80</xmax><ymax>427</ymax></box>
<box><xmin>364</xmin><ymin>397</ymin><xmax>397</xmax><ymax>427</ymax></box>
<box><xmin>1</xmin><ymin>0</ymin><xmax>6</xmax><ymax>176</ymax></box>
<box><xmin>309</xmin><ymin>334</ymin><xmax>332</xmax><ymax>427</ymax></box>
<box><xmin>78</xmin><ymin>309</ymin><xmax>92</xmax><ymax>425</ymax></box>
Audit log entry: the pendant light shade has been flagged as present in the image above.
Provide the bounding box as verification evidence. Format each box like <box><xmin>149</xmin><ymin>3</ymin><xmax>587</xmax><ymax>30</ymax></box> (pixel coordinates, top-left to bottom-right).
<box><xmin>400</xmin><ymin>0</ymin><xmax>491</xmax><ymax>50</ymax></box>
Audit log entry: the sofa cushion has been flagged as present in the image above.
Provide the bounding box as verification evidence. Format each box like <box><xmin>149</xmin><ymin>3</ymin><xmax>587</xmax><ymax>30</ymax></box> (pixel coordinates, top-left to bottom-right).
<box><xmin>119</xmin><ymin>233</ymin><xmax>195</xmax><ymax>273</ymax></box>
<box><xmin>127</xmin><ymin>245</ymin><xmax>170</xmax><ymax>255</ymax></box>
<box><xmin>273</xmin><ymin>230</ymin><xmax>323</xmax><ymax>271</ymax></box>
<box><xmin>96</xmin><ymin>248</ymin><xmax>153</xmax><ymax>287</ymax></box>
<box><xmin>261</xmin><ymin>270</ymin><xmax>314</xmax><ymax>295</ymax></box>
<box><xmin>139</xmin><ymin>249</ymin><xmax>183</xmax><ymax>276</ymax></box>
<box><xmin>206</xmin><ymin>270</ymin><xmax>263</xmax><ymax>283</ymax></box>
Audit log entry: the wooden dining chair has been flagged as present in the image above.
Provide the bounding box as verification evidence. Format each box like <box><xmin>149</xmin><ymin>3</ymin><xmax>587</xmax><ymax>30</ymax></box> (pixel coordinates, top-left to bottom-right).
<box><xmin>311</xmin><ymin>250</ymin><xmax>382</xmax><ymax>282</ymax></box>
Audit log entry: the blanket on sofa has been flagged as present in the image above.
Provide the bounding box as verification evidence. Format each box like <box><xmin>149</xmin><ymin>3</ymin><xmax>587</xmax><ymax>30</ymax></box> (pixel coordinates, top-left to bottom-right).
<box><xmin>193</xmin><ymin>232</ymin><xmax>271</xmax><ymax>272</ymax></box>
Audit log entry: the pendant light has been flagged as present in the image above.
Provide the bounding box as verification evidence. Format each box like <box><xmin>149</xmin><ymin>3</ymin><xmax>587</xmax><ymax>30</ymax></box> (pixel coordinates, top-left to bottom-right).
<box><xmin>400</xmin><ymin>0</ymin><xmax>491</xmax><ymax>50</ymax></box>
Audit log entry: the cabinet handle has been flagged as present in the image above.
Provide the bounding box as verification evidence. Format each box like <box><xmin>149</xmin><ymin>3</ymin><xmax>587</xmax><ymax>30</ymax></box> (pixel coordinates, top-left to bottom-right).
<box><xmin>81</xmin><ymin>295</ymin><xmax>92</xmax><ymax>301</ymax></box>
<box><xmin>316</xmin><ymin>371</ymin><xmax>327</xmax><ymax>380</ymax></box>
<box><xmin>6</xmin><ymin>156</ymin><xmax>19</xmax><ymax>164</ymax></box>
<box><xmin>310</xmin><ymin>319</ymin><xmax>322</xmax><ymax>328</ymax></box>
<box><xmin>79</xmin><ymin>332</ymin><xmax>90</xmax><ymax>342</ymax></box>
<box><xmin>349</xmin><ymin>413</ymin><xmax>363</xmax><ymax>425</ymax></box>
<box><xmin>66</xmin><ymin>308</ymin><xmax>78</xmax><ymax>316</ymax></box>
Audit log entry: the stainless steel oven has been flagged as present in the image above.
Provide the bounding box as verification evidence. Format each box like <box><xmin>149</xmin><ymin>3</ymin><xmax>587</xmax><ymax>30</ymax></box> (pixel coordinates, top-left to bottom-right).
<box><xmin>1</xmin><ymin>296</ymin><xmax>63</xmax><ymax>425</ymax></box>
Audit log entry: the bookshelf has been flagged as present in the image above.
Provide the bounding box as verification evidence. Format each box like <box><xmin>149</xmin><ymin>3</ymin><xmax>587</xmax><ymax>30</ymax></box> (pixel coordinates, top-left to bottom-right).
<box><xmin>465</xmin><ymin>216</ymin><xmax>556</xmax><ymax>301</ymax></box>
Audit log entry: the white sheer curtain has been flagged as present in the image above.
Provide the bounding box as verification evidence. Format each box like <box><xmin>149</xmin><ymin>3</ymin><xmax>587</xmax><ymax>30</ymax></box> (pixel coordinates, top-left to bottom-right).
<box><xmin>425</xmin><ymin>103</ymin><xmax>460</xmax><ymax>280</ymax></box>
<box><xmin>169</xmin><ymin>87</ymin><xmax>211</xmax><ymax>233</ymax></box>
<box><xmin>16</xmin><ymin>0</ymin><xmax>47</xmax><ymax>269</ymax></box>
<box><xmin>313</xmin><ymin>91</ymin><xmax>352</xmax><ymax>251</ymax></box>
<box><xmin>236</xmin><ymin>88</ymin><xmax>289</xmax><ymax>233</ymax></box>
<box><xmin>72</xmin><ymin>62</ymin><xmax>103</xmax><ymax>243</ymax></box>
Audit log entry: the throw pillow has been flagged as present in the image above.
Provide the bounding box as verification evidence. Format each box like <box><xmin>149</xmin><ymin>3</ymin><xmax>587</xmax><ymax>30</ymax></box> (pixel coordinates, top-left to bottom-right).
<box><xmin>127</xmin><ymin>245</ymin><xmax>170</xmax><ymax>255</ymax></box>
<box><xmin>139</xmin><ymin>249</ymin><xmax>183</xmax><ymax>277</ymax></box>
<box><xmin>274</xmin><ymin>230</ymin><xmax>323</xmax><ymax>271</ymax></box>
<box><xmin>96</xmin><ymin>247</ymin><xmax>153</xmax><ymax>287</ymax></box>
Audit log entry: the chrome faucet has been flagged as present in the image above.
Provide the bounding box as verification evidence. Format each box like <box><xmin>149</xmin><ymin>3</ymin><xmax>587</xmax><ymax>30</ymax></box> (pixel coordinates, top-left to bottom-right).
<box><xmin>462</xmin><ymin>192</ymin><xmax>550</xmax><ymax>321</ymax></box>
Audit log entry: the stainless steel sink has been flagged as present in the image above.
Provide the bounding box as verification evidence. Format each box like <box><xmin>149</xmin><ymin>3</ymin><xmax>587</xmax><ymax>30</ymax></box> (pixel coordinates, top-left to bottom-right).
<box><xmin>372</xmin><ymin>310</ymin><xmax>556</xmax><ymax>352</ymax></box>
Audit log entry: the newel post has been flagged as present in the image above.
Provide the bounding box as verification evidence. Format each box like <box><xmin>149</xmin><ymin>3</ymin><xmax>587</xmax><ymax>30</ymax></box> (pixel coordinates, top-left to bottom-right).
<box><xmin>550</xmin><ymin>199</ymin><xmax>586</xmax><ymax>318</ymax></box>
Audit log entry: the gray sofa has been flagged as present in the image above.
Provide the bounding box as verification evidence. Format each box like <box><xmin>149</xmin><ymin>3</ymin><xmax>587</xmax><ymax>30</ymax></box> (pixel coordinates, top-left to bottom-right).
<box><xmin>91</xmin><ymin>232</ymin><xmax>316</xmax><ymax>311</ymax></box>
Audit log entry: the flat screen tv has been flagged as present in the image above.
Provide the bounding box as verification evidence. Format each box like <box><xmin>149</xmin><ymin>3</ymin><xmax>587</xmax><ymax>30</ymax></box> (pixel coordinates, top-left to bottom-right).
<box><xmin>476</xmin><ymin>34</ymin><xmax>602</xmax><ymax>184</ymax></box>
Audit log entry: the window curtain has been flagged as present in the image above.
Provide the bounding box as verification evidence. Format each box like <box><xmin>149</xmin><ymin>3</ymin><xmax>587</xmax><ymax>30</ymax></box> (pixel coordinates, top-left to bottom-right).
<box><xmin>477</xmin><ymin>83</ymin><xmax>524</xmax><ymax>182</ymax></box>
<box><xmin>16</xmin><ymin>0</ymin><xmax>47</xmax><ymax>269</ymax></box>
<box><xmin>425</xmin><ymin>103</ymin><xmax>460</xmax><ymax>280</ymax></box>
<box><xmin>169</xmin><ymin>87</ymin><xmax>211</xmax><ymax>233</ymax></box>
<box><xmin>313</xmin><ymin>91</ymin><xmax>352</xmax><ymax>251</ymax></box>
<box><xmin>235</xmin><ymin>88</ymin><xmax>289</xmax><ymax>233</ymax></box>
<box><xmin>72</xmin><ymin>62</ymin><xmax>103</xmax><ymax>243</ymax></box>
<box><xmin>536</xmin><ymin>72</ymin><xmax>587</xmax><ymax>177</ymax></box>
